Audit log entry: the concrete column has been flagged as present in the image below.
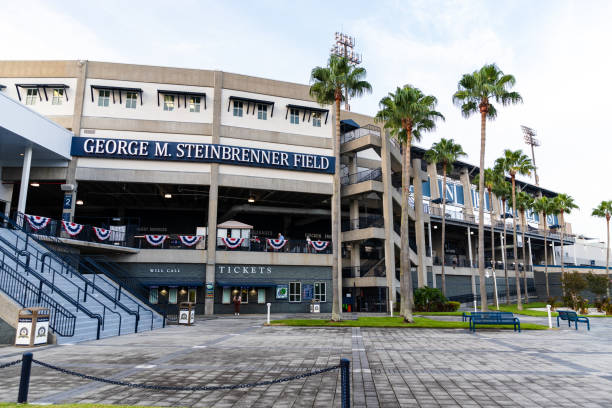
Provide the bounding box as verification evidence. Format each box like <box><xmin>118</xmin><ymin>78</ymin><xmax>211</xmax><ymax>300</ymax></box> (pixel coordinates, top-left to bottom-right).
<box><xmin>468</xmin><ymin>226</ymin><xmax>476</xmax><ymax>299</ymax></box>
<box><xmin>428</xmin><ymin>221</ymin><xmax>435</xmax><ymax>288</ymax></box>
<box><xmin>205</xmin><ymin>70</ymin><xmax>223</xmax><ymax>315</ymax></box>
<box><xmin>459</xmin><ymin>169</ymin><xmax>474</xmax><ymax>217</ymax></box>
<box><xmin>0</xmin><ymin>167</ymin><xmax>13</xmax><ymax>219</ymax></box>
<box><xmin>17</xmin><ymin>145</ymin><xmax>32</xmax><ymax>215</ymax></box>
<box><xmin>427</xmin><ymin>162</ymin><xmax>440</xmax><ymax>208</ymax></box>
<box><xmin>62</xmin><ymin>60</ymin><xmax>88</xmax><ymax>223</ymax></box>
<box><xmin>412</xmin><ymin>158</ymin><xmax>427</xmax><ymax>287</ymax></box>
<box><xmin>380</xmin><ymin>130</ymin><xmax>397</xmax><ymax>302</ymax></box>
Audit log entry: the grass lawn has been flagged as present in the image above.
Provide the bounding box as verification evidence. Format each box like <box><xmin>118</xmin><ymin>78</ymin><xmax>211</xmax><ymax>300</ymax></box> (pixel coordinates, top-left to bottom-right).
<box><xmin>491</xmin><ymin>302</ymin><xmax>612</xmax><ymax>317</ymax></box>
<box><xmin>414</xmin><ymin>311</ymin><xmax>465</xmax><ymax>316</ymax></box>
<box><xmin>0</xmin><ymin>405</ymin><xmax>170</xmax><ymax>408</ymax></box>
<box><xmin>269</xmin><ymin>316</ymin><xmax>548</xmax><ymax>330</ymax></box>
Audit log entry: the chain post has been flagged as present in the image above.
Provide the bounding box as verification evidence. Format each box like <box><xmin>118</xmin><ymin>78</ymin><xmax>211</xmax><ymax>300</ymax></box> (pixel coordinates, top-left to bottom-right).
<box><xmin>340</xmin><ymin>358</ymin><xmax>350</xmax><ymax>408</ymax></box>
<box><xmin>17</xmin><ymin>352</ymin><xmax>33</xmax><ymax>403</ymax></box>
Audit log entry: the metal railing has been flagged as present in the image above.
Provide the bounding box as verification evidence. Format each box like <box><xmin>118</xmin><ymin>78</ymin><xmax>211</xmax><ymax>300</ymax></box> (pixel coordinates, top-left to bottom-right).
<box><xmin>340</xmin><ymin>124</ymin><xmax>381</xmax><ymax>144</ymax></box>
<box><xmin>216</xmin><ymin>238</ymin><xmax>332</xmax><ymax>254</ymax></box>
<box><xmin>136</xmin><ymin>235</ymin><xmax>207</xmax><ymax>250</ymax></box>
<box><xmin>0</xmin><ymin>243</ymin><xmax>101</xmax><ymax>338</ymax></box>
<box><xmin>341</xmin><ymin>215</ymin><xmax>384</xmax><ymax>231</ymax></box>
<box><xmin>0</xmin><ymin>259</ymin><xmax>76</xmax><ymax>337</ymax></box>
<box><xmin>341</xmin><ymin>168</ymin><xmax>382</xmax><ymax>186</ymax></box>
<box><xmin>1</xmin><ymin>213</ymin><xmax>130</xmax><ymax>335</ymax></box>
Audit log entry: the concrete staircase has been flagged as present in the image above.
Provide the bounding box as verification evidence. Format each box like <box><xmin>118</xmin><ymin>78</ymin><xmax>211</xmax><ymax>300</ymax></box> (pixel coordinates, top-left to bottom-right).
<box><xmin>0</xmin><ymin>226</ymin><xmax>163</xmax><ymax>344</ymax></box>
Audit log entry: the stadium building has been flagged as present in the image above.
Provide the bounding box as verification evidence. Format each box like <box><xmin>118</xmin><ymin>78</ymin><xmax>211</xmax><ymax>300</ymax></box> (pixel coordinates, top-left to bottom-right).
<box><xmin>0</xmin><ymin>60</ymin><xmax>579</xmax><ymax>336</ymax></box>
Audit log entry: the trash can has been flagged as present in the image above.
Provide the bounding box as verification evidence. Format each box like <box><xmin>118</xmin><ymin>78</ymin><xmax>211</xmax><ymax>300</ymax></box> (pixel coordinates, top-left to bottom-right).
<box><xmin>310</xmin><ymin>301</ymin><xmax>321</xmax><ymax>313</ymax></box>
<box><xmin>178</xmin><ymin>302</ymin><xmax>195</xmax><ymax>326</ymax></box>
<box><xmin>15</xmin><ymin>307</ymin><xmax>50</xmax><ymax>347</ymax></box>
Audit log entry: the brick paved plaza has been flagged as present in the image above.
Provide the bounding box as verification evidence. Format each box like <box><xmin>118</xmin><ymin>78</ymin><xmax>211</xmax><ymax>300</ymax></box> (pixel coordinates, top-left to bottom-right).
<box><xmin>1</xmin><ymin>314</ymin><xmax>611</xmax><ymax>407</ymax></box>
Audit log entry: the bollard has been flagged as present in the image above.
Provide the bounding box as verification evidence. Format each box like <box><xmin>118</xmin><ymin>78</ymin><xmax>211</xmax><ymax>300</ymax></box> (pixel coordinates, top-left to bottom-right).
<box><xmin>18</xmin><ymin>352</ymin><xmax>33</xmax><ymax>403</ymax></box>
<box><xmin>266</xmin><ymin>303</ymin><xmax>271</xmax><ymax>324</ymax></box>
<box><xmin>546</xmin><ymin>304</ymin><xmax>552</xmax><ymax>329</ymax></box>
<box><xmin>389</xmin><ymin>300</ymin><xmax>393</xmax><ymax>317</ymax></box>
<box><xmin>340</xmin><ymin>358</ymin><xmax>350</xmax><ymax>408</ymax></box>
<box><xmin>473</xmin><ymin>299</ymin><xmax>477</xmax><ymax>312</ymax></box>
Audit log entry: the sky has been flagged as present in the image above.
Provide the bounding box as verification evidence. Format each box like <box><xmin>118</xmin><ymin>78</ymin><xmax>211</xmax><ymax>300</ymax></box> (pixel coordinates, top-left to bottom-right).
<box><xmin>2</xmin><ymin>0</ymin><xmax>611</xmax><ymax>241</ymax></box>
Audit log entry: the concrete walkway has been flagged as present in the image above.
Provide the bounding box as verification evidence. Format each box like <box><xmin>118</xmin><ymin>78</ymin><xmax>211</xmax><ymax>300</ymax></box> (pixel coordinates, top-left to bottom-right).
<box><xmin>1</xmin><ymin>313</ymin><xmax>611</xmax><ymax>407</ymax></box>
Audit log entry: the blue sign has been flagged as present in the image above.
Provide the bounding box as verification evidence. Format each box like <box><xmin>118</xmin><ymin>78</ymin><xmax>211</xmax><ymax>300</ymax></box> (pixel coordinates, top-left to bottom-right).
<box><xmin>303</xmin><ymin>284</ymin><xmax>314</xmax><ymax>301</ymax></box>
<box><xmin>63</xmin><ymin>193</ymin><xmax>72</xmax><ymax>209</ymax></box>
<box><xmin>71</xmin><ymin>137</ymin><xmax>335</xmax><ymax>174</ymax></box>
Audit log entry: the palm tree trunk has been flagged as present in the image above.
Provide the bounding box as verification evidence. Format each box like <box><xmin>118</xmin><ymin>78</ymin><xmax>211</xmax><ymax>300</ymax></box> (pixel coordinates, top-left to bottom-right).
<box><xmin>401</xmin><ymin>125</ymin><xmax>414</xmax><ymax>322</ymax></box>
<box><xmin>511</xmin><ymin>175</ymin><xmax>523</xmax><ymax>311</ymax></box>
<box><xmin>544</xmin><ymin>215</ymin><xmax>550</xmax><ymax>298</ymax></box>
<box><xmin>330</xmin><ymin>96</ymin><xmax>341</xmax><ymax>321</ymax></box>
<box><xmin>560</xmin><ymin>211</ymin><xmax>566</xmax><ymax>292</ymax></box>
<box><xmin>521</xmin><ymin>212</ymin><xmax>528</xmax><ymax>304</ymax></box>
<box><xmin>607</xmin><ymin>216</ymin><xmax>610</xmax><ymax>298</ymax></box>
<box><xmin>478</xmin><ymin>110</ymin><xmax>488</xmax><ymax>311</ymax></box>
<box><xmin>503</xmin><ymin>200</ymin><xmax>509</xmax><ymax>304</ymax></box>
<box><xmin>489</xmin><ymin>189</ymin><xmax>498</xmax><ymax>309</ymax></box>
<box><xmin>441</xmin><ymin>163</ymin><xmax>447</xmax><ymax>296</ymax></box>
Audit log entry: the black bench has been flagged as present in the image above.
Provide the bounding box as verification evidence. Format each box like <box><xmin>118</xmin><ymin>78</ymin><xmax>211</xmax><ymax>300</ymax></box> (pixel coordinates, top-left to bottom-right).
<box><xmin>557</xmin><ymin>310</ymin><xmax>590</xmax><ymax>330</ymax></box>
<box><xmin>468</xmin><ymin>312</ymin><xmax>521</xmax><ymax>333</ymax></box>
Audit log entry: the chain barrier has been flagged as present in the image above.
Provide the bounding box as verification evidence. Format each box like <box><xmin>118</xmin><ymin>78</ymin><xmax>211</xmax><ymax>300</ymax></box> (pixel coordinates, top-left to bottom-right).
<box><xmin>0</xmin><ymin>360</ymin><xmax>21</xmax><ymax>369</ymax></box>
<box><xmin>32</xmin><ymin>359</ymin><xmax>341</xmax><ymax>391</ymax></box>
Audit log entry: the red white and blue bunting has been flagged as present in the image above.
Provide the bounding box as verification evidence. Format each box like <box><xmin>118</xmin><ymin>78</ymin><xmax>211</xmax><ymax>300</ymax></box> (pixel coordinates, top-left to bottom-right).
<box><xmin>61</xmin><ymin>220</ymin><xmax>84</xmax><ymax>237</ymax></box>
<box><xmin>267</xmin><ymin>238</ymin><xmax>287</xmax><ymax>250</ymax></box>
<box><xmin>25</xmin><ymin>214</ymin><xmax>51</xmax><ymax>231</ymax></box>
<box><xmin>309</xmin><ymin>240</ymin><xmax>329</xmax><ymax>251</ymax></box>
<box><xmin>93</xmin><ymin>227</ymin><xmax>111</xmax><ymax>241</ymax></box>
<box><xmin>145</xmin><ymin>235</ymin><xmax>168</xmax><ymax>246</ymax></box>
<box><xmin>221</xmin><ymin>237</ymin><xmax>244</xmax><ymax>249</ymax></box>
<box><xmin>179</xmin><ymin>235</ymin><xmax>202</xmax><ymax>247</ymax></box>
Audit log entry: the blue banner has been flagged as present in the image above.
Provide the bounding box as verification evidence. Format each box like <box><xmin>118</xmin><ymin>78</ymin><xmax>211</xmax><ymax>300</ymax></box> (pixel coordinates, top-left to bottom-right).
<box><xmin>303</xmin><ymin>284</ymin><xmax>314</xmax><ymax>301</ymax></box>
<box><xmin>71</xmin><ymin>137</ymin><xmax>335</xmax><ymax>174</ymax></box>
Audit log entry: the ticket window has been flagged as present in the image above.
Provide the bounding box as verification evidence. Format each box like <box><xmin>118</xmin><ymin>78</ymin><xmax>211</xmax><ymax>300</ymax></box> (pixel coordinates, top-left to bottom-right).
<box><xmin>188</xmin><ymin>288</ymin><xmax>197</xmax><ymax>303</ymax></box>
<box><xmin>257</xmin><ymin>288</ymin><xmax>266</xmax><ymax>304</ymax></box>
<box><xmin>240</xmin><ymin>288</ymin><xmax>249</xmax><ymax>304</ymax></box>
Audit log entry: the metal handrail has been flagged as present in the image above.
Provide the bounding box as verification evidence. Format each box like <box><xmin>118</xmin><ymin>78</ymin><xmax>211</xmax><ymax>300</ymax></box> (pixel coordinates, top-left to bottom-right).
<box><xmin>341</xmin><ymin>215</ymin><xmax>384</xmax><ymax>231</ymax></box>
<box><xmin>0</xmin><ymin>244</ymin><xmax>102</xmax><ymax>339</ymax></box>
<box><xmin>0</xmin><ymin>220</ymin><xmax>123</xmax><ymax>336</ymax></box>
<box><xmin>0</xmin><ymin>260</ymin><xmax>76</xmax><ymax>337</ymax></box>
<box><xmin>340</xmin><ymin>124</ymin><xmax>381</xmax><ymax>144</ymax></box>
<box><xmin>3</xmin><ymin>213</ymin><xmax>137</xmax><ymax>331</ymax></box>
<box><xmin>340</xmin><ymin>168</ymin><xmax>382</xmax><ymax>186</ymax></box>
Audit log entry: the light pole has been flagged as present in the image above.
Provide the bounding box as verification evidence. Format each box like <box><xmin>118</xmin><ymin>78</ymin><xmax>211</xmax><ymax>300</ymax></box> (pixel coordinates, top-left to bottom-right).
<box><xmin>331</xmin><ymin>32</ymin><xmax>362</xmax><ymax>111</ymax></box>
<box><xmin>521</xmin><ymin>125</ymin><xmax>541</xmax><ymax>186</ymax></box>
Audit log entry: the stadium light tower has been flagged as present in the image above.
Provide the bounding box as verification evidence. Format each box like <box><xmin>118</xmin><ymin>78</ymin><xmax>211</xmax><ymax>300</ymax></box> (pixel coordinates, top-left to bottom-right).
<box><xmin>521</xmin><ymin>125</ymin><xmax>541</xmax><ymax>186</ymax></box>
<box><xmin>331</xmin><ymin>32</ymin><xmax>362</xmax><ymax>111</ymax></box>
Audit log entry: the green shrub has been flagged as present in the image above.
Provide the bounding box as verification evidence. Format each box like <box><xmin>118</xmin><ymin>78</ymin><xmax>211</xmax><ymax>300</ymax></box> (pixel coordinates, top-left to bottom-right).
<box><xmin>445</xmin><ymin>301</ymin><xmax>461</xmax><ymax>312</ymax></box>
<box><xmin>586</xmin><ymin>272</ymin><xmax>609</xmax><ymax>300</ymax></box>
<box><xmin>414</xmin><ymin>287</ymin><xmax>447</xmax><ymax>312</ymax></box>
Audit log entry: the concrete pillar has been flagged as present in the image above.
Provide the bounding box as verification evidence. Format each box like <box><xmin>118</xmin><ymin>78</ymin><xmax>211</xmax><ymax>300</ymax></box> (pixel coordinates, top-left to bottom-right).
<box><xmin>62</xmin><ymin>60</ymin><xmax>88</xmax><ymax>223</ymax></box>
<box><xmin>380</xmin><ymin>130</ymin><xmax>397</xmax><ymax>302</ymax></box>
<box><xmin>459</xmin><ymin>169</ymin><xmax>474</xmax><ymax>217</ymax></box>
<box><xmin>17</xmin><ymin>146</ymin><xmax>32</xmax><ymax>215</ymax></box>
<box><xmin>468</xmin><ymin>226</ymin><xmax>476</xmax><ymax>299</ymax></box>
<box><xmin>427</xmin><ymin>162</ymin><xmax>440</xmax><ymax>208</ymax></box>
<box><xmin>205</xmin><ymin>70</ymin><xmax>223</xmax><ymax>315</ymax></box>
<box><xmin>412</xmin><ymin>158</ymin><xmax>427</xmax><ymax>287</ymax></box>
<box><xmin>428</xmin><ymin>221</ymin><xmax>435</xmax><ymax>288</ymax></box>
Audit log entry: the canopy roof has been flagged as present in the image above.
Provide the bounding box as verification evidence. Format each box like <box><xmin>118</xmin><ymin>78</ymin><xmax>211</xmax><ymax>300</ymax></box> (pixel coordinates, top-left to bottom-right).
<box><xmin>217</xmin><ymin>220</ymin><xmax>253</xmax><ymax>229</ymax></box>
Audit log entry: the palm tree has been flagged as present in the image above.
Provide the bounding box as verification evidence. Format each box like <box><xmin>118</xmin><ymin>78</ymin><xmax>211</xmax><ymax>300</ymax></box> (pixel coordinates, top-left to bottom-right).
<box><xmin>424</xmin><ymin>138</ymin><xmax>466</xmax><ymax>296</ymax></box>
<box><xmin>494</xmin><ymin>149</ymin><xmax>534</xmax><ymax>311</ymax></box>
<box><xmin>533</xmin><ymin>196</ymin><xmax>557</xmax><ymax>297</ymax></box>
<box><xmin>375</xmin><ymin>85</ymin><xmax>444</xmax><ymax>322</ymax></box>
<box><xmin>474</xmin><ymin>168</ymin><xmax>503</xmax><ymax>309</ymax></box>
<box><xmin>554</xmin><ymin>194</ymin><xmax>579</xmax><ymax>286</ymax></box>
<box><xmin>492</xmin><ymin>178</ymin><xmax>512</xmax><ymax>304</ymax></box>
<box><xmin>516</xmin><ymin>190</ymin><xmax>535</xmax><ymax>304</ymax></box>
<box><xmin>310</xmin><ymin>55</ymin><xmax>372</xmax><ymax>321</ymax></box>
<box><xmin>453</xmin><ymin>64</ymin><xmax>522</xmax><ymax>311</ymax></box>
<box><xmin>592</xmin><ymin>200</ymin><xmax>612</xmax><ymax>298</ymax></box>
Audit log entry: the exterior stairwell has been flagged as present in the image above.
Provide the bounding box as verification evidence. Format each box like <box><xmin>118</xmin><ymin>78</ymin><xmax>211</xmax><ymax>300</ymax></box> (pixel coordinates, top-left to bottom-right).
<box><xmin>0</xmin><ymin>219</ymin><xmax>163</xmax><ymax>344</ymax></box>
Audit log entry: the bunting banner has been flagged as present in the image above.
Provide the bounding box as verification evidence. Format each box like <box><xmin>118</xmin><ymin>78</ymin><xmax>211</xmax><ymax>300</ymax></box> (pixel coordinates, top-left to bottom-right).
<box><xmin>309</xmin><ymin>240</ymin><xmax>329</xmax><ymax>251</ymax></box>
<box><xmin>94</xmin><ymin>227</ymin><xmax>111</xmax><ymax>241</ymax></box>
<box><xmin>221</xmin><ymin>237</ymin><xmax>244</xmax><ymax>249</ymax></box>
<box><xmin>267</xmin><ymin>238</ymin><xmax>287</xmax><ymax>250</ymax></box>
<box><xmin>145</xmin><ymin>235</ymin><xmax>168</xmax><ymax>246</ymax></box>
<box><xmin>25</xmin><ymin>214</ymin><xmax>51</xmax><ymax>231</ymax></box>
<box><xmin>61</xmin><ymin>220</ymin><xmax>84</xmax><ymax>237</ymax></box>
<box><xmin>179</xmin><ymin>235</ymin><xmax>202</xmax><ymax>247</ymax></box>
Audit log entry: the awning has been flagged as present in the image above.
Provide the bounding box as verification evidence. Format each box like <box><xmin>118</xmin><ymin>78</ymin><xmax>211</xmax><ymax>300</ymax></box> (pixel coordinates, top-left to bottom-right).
<box><xmin>157</xmin><ymin>89</ymin><xmax>207</xmax><ymax>109</ymax></box>
<box><xmin>285</xmin><ymin>104</ymin><xmax>329</xmax><ymax>124</ymax></box>
<box><xmin>90</xmin><ymin>85</ymin><xmax>144</xmax><ymax>105</ymax></box>
<box><xmin>228</xmin><ymin>96</ymin><xmax>274</xmax><ymax>117</ymax></box>
<box><xmin>216</xmin><ymin>281</ymin><xmax>277</xmax><ymax>288</ymax></box>
<box><xmin>340</xmin><ymin>119</ymin><xmax>360</xmax><ymax>133</ymax></box>
<box><xmin>16</xmin><ymin>83</ymin><xmax>70</xmax><ymax>102</ymax></box>
<box><xmin>217</xmin><ymin>220</ymin><xmax>253</xmax><ymax>229</ymax></box>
